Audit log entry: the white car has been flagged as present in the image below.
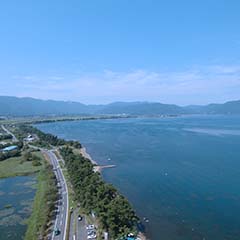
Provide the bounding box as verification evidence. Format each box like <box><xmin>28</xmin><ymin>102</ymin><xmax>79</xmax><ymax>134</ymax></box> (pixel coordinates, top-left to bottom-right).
<box><xmin>87</xmin><ymin>230</ymin><xmax>95</xmax><ymax>235</ymax></box>
<box><xmin>86</xmin><ymin>224</ymin><xmax>95</xmax><ymax>230</ymax></box>
<box><xmin>87</xmin><ymin>234</ymin><xmax>96</xmax><ymax>239</ymax></box>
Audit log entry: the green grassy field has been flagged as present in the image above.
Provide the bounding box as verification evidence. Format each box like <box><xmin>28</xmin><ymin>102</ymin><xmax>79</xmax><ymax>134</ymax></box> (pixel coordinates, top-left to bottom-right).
<box><xmin>0</xmin><ymin>152</ymin><xmax>44</xmax><ymax>178</ymax></box>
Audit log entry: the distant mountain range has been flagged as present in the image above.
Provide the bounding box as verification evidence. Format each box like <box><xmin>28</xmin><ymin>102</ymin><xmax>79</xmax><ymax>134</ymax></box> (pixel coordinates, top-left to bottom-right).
<box><xmin>0</xmin><ymin>96</ymin><xmax>240</xmax><ymax>116</ymax></box>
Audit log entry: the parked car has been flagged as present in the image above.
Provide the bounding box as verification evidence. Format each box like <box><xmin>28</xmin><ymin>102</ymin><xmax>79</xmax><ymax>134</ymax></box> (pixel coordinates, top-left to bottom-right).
<box><xmin>78</xmin><ymin>215</ymin><xmax>82</xmax><ymax>221</ymax></box>
<box><xmin>87</xmin><ymin>233</ymin><xmax>97</xmax><ymax>239</ymax></box>
<box><xmin>86</xmin><ymin>224</ymin><xmax>95</xmax><ymax>230</ymax></box>
<box><xmin>87</xmin><ymin>230</ymin><xmax>96</xmax><ymax>235</ymax></box>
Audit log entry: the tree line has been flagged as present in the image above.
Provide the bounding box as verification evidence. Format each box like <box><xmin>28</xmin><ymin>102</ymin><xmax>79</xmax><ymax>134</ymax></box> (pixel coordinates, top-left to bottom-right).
<box><xmin>0</xmin><ymin>134</ymin><xmax>12</xmax><ymax>141</ymax></box>
<box><xmin>60</xmin><ymin>146</ymin><xmax>139</xmax><ymax>239</ymax></box>
<box><xmin>0</xmin><ymin>149</ymin><xmax>21</xmax><ymax>161</ymax></box>
<box><xmin>16</xmin><ymin>124</ymin><xmax>81</xmax><ymax>148</ymax></box>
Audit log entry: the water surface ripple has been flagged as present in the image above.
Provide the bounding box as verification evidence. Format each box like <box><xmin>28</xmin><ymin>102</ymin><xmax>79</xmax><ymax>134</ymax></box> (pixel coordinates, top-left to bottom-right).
<box><xmin>36</xmin><ymin>115</ymin><xmax>240</xmax><ymax>240</ymax></box>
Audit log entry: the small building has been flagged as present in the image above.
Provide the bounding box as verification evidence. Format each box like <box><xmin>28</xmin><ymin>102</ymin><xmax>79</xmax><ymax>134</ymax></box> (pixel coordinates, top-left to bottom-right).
<box><xmin>2</xmin><ymin>145</ymin><xmax>18</xmax><ymax>152</ymax></box>
<box><xmin>24</xmin><ymin>134</ymin><xmax>35</xmax><ymax>142</ymax></box>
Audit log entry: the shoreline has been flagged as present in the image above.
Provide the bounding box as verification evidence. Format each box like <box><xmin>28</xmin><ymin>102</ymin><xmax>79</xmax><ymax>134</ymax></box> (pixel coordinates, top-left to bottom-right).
<box><xmin>31</xmin><ymin>123</ymin><xmax>148</xmax><ymax>239</ymax></box>
<box><xmin>80</xmin><ymin>146</ymin><xmax>98</xmax><ymax>165</ymax></box>
<box><xmin>79</xmin><ymin>145</ymin><xmax>148</xmax><ymax>240</ymax></box>
<box><xmin>80</xmin><ymin>146</ymin><xmax>116</xmax><ymax>172</ymax></box>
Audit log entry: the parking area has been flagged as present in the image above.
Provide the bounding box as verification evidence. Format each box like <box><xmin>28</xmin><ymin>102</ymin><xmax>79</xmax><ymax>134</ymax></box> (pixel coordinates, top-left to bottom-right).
<box><xmin>69</xmin><ymin>210</ymin><xmax>97</xmax><ymax>240</ymax></box>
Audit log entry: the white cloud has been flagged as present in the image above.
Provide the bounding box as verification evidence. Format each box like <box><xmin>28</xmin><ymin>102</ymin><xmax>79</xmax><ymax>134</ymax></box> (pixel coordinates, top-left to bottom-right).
<box><xmin>5</xmin><ymin>64</ymin><xmax>240</xmax><ymax>104</ymax></box>
<box><xmin>208</xmin><ymin>65</ymin><xmax>240</xmax><ymax>74</ymax></box>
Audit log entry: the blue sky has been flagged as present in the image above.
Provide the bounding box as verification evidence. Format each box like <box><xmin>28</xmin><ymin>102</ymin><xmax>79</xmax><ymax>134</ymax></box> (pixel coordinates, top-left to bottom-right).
<box><xmin>1</xmin><ymin>0</ymin><xmax>240</xmax><ymax>105</ymax></box>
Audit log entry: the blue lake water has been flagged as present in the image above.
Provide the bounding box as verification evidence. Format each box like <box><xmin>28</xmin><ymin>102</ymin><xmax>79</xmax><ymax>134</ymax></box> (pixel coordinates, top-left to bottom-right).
<box><xmin>36</xmin><ymin>115</ymin><xmax>240</xmax><ymax>240</ymax></box>
<box><xmin>0</xmin><ymin>175</ymin><xmax>36</xmax><ymax>240</ymax></box>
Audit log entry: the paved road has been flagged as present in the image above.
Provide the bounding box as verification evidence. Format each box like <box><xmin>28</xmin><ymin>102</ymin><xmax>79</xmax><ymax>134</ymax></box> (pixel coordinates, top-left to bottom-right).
<box><xmin>44</xmin><ymin>150</ymin><xmax>69</xmax><ymax>240</ymax></box>
<box><xmin>76</xmin><ymin>216</ymin><xmax>87</xmax><ymax>240</ymax></box>
<box><xmin>1</xmin><ymin>125</ymin><xmax>18</xmax><ymax>142</ymax></box>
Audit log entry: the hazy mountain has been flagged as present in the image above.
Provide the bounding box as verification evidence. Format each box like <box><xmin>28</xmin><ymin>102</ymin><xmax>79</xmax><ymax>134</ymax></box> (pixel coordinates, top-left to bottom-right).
<box><xmin>204</xmin><ymin>100</ymin><xmax>240</xmax><ymax>114</ymax></box>
<box><xmin>0</xmin><ymin>96</ymin><xmax>239</xmax><ymax>116</ymax></box>
<box><xmin>100</xmin><ymin>102</ymin><xmax>186</xmax><ymax>115</ymax></box>
<box><xmin>0</xmin><ymin>96</ymin><xmax>91</xmax><ymax>116</ymax></box>
<box><xmin>184</xmin><ymin>101</ymin><xmax>240</xmax><ymax>114</ymax></box>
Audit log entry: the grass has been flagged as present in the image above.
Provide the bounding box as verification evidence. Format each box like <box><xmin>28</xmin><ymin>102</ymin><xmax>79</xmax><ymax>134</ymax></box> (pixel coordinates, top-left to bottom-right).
<box><xmin>24</xmin><ymin>166</ymin><xmax>47</xmax><ymax>240</ymax></box>
<box><xmin>24</xmin><ymin>161</ymin><xmax>57</xmax><ymax>240</ymax></box>
<box><xmin>4</xmin><ymin>204</ymin><xmax>13</xmax><ymax>209</ymax></box>
<box><xmin>32</xmin><ymin>151</ymin><xmax>45</xmax><ymax>161</ymax></box>
<box><xmin>24</xmin><ymin>167</ymin><xmax>47</xmax><ymax>240</ymax></box>
<box><xmin>53</xmin><ymin>149</ymin><xmax>61</xmax><ymax>159</ymax></box>
<box><xmin>0</xmin><ymin>153</ymin><xmax>44</xmax><ymax>179</ymax></box>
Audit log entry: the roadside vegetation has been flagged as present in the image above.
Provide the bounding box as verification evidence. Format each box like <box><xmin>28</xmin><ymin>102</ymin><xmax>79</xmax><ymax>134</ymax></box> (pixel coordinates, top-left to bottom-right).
<box><xmin>24</xmin><ymin>161</ymin><xmax>58</xmax><ymax>240</ymax></box>
<box><xmin>0</xmin><ymin>115</ymin><xmax>132</xmax><ymax>126</ymax></box>
<box><xmin>0</xmin><ymin>133</ymin><xmax>12</xmax><ymax>140</ymax></box>
<box><xmin>13</xmin><ymin>124</ymin><xmax>81</xmax><ymax>149</ymax></box>
<box><xmin>60</xmin><ymin>146</ymin><xmax>139</xmax><ymax>239</ymax></box>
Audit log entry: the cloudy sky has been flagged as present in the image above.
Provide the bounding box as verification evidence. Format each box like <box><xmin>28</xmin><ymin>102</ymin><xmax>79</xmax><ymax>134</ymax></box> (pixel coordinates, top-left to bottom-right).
<box><xmin>1</xmin><ymin>0</ymin><xmax>240</xmax><ymax>105</ymax></box>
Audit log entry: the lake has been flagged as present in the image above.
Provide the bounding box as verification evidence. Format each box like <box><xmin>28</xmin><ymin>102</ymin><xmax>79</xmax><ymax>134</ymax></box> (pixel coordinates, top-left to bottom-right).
<box><xmin>0</xmin><ymin>176</ymin><xmax>36</xmax><ymax>240</ymax></box>
<box><xmin>36</xmin><ymin>115</ymin><xmax>240</xmax><ymax>240</ymax></box>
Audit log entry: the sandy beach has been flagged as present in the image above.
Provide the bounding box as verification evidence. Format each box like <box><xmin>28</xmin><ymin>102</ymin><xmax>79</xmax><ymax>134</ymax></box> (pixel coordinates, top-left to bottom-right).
<box><xmin>80</xmin><ymin>147</ymin><xmax>98</xmax><ymax>165</ymax></box>
<box><xmin>80</xmin><ymin>146</ymin><xmax>116</xmax><ymax>172</ymax></box>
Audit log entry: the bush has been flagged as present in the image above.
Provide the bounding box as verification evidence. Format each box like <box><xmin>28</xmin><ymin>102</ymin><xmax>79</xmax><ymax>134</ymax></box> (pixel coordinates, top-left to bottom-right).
<box><xmin>0</xmin><ymin>149</ymin><xmax>21</xmax><ymax>161</ymax></box>
<box><xmin>0</xmin><ymin>134</ymin><xmax>12</xmax><ymax>141</ymax></box>
<box><xmin>32</xmin><ymin>160</ymin><xmax>41</xmax><ymax>166</ymax></box>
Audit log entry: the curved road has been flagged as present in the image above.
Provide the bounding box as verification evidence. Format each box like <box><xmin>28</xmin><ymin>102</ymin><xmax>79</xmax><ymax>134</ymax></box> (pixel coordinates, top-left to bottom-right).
<box><xmin>44</xmin><ymin>150</ymin><xmax>69</xmax><ymax>240</ymax></box>
<box><xmin>1</xmin><ymin>125</ymin><xmax>18</xmax><ymax>142</ymax></box>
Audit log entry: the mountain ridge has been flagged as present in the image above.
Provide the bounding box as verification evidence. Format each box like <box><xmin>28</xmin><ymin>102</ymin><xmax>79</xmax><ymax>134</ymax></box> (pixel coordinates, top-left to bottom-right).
<box><xmin>0</xmin><ymin>96</ymin><xmax>239</xmax><ymax>116</ymax></box>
